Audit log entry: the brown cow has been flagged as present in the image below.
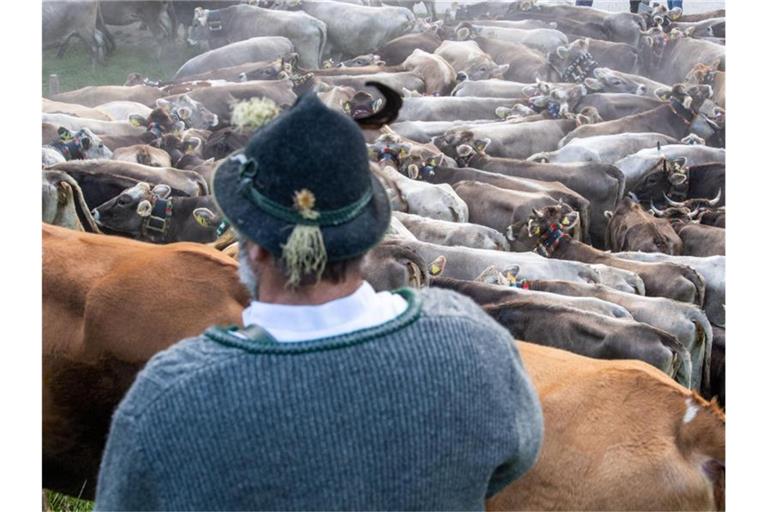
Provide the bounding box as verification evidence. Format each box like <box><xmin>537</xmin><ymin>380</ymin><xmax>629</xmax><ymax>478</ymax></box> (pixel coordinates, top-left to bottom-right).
<box><xmin>489</xmin><ymin>342</ymin><xmax>724</xmax><ymax>511</ymax></box>
<box><xmin>43</xmin><ymin>224</ymin><xmax>250</xmax><ymax>498</ymax></box>
<box><xmin>606</xmin><ymin>196</ymin><xmax>684</xmax><ymax>254</ymax></box>
<box><xmin>111</xmin><ymin>144</ymin><xmax>172</xmax><ymax>168</ymax></box>
<box><xmin>529</xmin><ymin>209</ymin><xmax>704</xmax><ymax>305</ymax></box>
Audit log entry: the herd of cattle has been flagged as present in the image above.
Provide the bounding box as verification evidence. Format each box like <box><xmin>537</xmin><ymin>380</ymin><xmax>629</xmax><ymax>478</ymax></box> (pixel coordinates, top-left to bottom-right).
<box><xmin>42</xmin><ymin>1</ymin><xmax>726</xmax><ymax>509</ymax></box>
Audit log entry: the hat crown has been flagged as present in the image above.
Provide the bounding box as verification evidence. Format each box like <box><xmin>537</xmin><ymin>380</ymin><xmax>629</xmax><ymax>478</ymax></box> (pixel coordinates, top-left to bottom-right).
<box><xmin>243</xmin><ymin>93</ymin><xmax>371</xmax><ymax>213</ymax></box>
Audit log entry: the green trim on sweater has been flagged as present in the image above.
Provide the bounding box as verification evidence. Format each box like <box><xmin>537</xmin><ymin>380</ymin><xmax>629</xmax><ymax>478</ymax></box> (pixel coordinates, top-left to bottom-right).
<box><xmin>204</xmin><ymin>287</ymin><xmax>422</xmax><ymax>355</ymax></box>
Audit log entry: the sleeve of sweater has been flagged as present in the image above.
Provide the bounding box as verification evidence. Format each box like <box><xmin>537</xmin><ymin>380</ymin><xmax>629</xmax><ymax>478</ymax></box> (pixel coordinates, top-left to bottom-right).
<box><xmin>94</xmin><ymin>411</ymin><xmax>159</xmax><ymax>512</ymax></box>
<box><xmin>485</xmin><ymin>335</ymin><xmax>544</xmax><ymax>499</ymax></box>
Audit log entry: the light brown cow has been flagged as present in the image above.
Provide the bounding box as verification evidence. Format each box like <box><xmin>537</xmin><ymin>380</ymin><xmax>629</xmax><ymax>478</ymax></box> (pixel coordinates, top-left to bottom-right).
<box><xmin>489</xmin><ymin>342</ymin><xmax>725</xmax><ymax>511</ymax></box>
<box><xmin>43</xmin><ymin>224</ymin><xmax>249</xmax><ymax>498</ymax></box>
<box><xmin>111</xmin><ymin>144</ymin><xmax>172</xmax><ymax>168</ymax></box>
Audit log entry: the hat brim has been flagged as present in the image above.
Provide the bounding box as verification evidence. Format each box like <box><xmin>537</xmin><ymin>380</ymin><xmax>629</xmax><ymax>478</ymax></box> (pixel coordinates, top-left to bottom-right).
<box><xmin>212</xmin><ymin>155</ymin><xmax>392</xmax><ymax>262</ymax></box>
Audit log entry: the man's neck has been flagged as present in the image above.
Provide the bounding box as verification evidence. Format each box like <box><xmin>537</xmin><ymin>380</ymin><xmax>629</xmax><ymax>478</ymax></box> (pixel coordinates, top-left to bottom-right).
<box><xmin>256</xmin><ymin>276</ymin><xmax>365</xmax><ymax>306</ymax></box>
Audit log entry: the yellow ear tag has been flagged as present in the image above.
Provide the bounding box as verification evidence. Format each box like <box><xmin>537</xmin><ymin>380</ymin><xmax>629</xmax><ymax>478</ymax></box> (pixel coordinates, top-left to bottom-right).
<box><xmin>430</xmin><ymin>264</ymin><xmax>440</xmax><ymax>275</ymax></box>
<box><xmin>533</xmin><ymin>226</ymin><xmax>541</xmax><ymax>235</ymax></box>
<box><xmin>129</xmin><ymin>118</ymin><xmax>141</xmax><ymax>127</ymax></box>
<box><xmin>562</xmin><ymin>217</ymin><xmax>570</xmax><ymax>226</ymax></box>
<box><xmin>194</xmin><ymin>214</ymin><xmax>210</xmax><ymax>227</ymax></box>
<box><xmin>506</xmin><ymin>272</ymin><xmax>517</xmax><ymax>285</ymax></box>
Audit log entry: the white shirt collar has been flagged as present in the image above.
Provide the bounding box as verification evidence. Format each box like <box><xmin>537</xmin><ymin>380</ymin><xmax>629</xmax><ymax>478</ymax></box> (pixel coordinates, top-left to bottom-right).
<box><xmin>241</xmin><ymin>282</ymin><xmax>408</xmax><ymax>343</ymax></box>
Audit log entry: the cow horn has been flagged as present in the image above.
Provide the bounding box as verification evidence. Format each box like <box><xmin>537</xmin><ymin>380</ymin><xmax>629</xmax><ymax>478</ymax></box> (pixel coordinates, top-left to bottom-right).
<box><xmin>708</xmin><ymin>188</ymin><xmax>722</xmax><ymax>206</ymax></box>
<box><xmin>627</xmin><ymin>191</ymin><xmax>640</xmax><ymax>203</ymax></box>
<box><xmin>353</xmin><ymin>82</ymin><xmax>402</xmax><ymax>129</ymax></box>
<box><xmin>663</xmin><ymin>192</ymin><xmax>685</xmax><ymax>207</ymax></box>
<box><xmin>136</xmin><ymin>200</ymin><xmax>152</xmax><ymax>217</ymax></box>
<box><xmin>649</xmin><ymin>200</ymin><xmax>665</xmax><ymax>216</ymax></box>
<box><xmin>688</xmin><ymin>208</ymin><xmax>702</xmax><ymax>219</ymax></box>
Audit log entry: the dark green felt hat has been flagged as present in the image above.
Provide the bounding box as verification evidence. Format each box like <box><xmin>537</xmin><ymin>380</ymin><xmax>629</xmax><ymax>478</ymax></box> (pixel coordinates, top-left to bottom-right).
<box><xmin>212</xmin><ymin>91</ymin><xmax>391</xmax><ymax>286</ymax></box>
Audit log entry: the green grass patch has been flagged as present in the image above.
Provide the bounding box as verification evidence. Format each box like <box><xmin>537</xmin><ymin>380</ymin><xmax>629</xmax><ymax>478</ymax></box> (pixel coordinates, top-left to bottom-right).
<box><xmin>42</xmin><ymin>40</ymin><xmax>200</xmax><ymax>95</ymax></box>
<box><xmin>45</xmin><ymin>491</ymin><xmax>94</xmax><ymax>512</ymax></box>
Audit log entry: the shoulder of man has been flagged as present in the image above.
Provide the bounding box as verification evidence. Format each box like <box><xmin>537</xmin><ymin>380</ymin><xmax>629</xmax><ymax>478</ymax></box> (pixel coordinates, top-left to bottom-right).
<box><xmin>115</xmin><ymin>334</ymin><xmax>240</xmax><ymax>420</ymax></box>
<box><xmin>415</xmin><ymin>286</ymin><xmax>517</xmax><ymax>346</ymax></box>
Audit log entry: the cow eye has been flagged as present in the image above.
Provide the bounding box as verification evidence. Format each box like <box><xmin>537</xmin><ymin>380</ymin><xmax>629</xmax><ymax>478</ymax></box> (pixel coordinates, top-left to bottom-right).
<box><xmin>118</xmin><ymin>194</ymin><xmax>132</xmax><ymax>205</ymax></box>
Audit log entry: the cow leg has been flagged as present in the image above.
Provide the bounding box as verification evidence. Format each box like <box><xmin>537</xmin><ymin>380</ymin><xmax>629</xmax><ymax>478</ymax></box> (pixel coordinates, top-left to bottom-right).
<box><xmin>55</xmin><ymin>33</ymin><xmax>78</xmax><ymax>58</ymax></box>
<box><xmin>95</xmin><ymin>3</ymin><xmax>116</xmax><ymax>55</ymax></box>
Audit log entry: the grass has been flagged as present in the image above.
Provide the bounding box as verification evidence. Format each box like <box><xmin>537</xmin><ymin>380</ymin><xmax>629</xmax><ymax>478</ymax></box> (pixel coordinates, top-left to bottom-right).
<box><xmin>42</xmin><ymin>38</ymin><xmax>200</xmax><ymax>95</ymax></box>
<box><xmin>45</xmin><ymin>490</ymin><xmax>93</xmax><ymax>512</ymax></box>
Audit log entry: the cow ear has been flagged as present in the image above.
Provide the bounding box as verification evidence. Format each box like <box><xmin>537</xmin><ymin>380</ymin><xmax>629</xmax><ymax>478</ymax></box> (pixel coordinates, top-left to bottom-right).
<box><xmin>136</xmin><ymin>200</ymin><xmax>152</xmax><ymax>217</ymax></box>
<box><xmin>129</xmin><ymin>114</ymin><xmax>148</xmax><ymax>127</ymax></box>
<box><xmin>342</xmin><ymin>101</ymin><xmax>351</xmax><ymax>114</ymax></box>
<box><xmin>428</xmin><ymin>255</ymin><xmax>446</xmax><ymax>276</ymax></box>
<box><xmin>193</xmin><ymin>208</ymin><xmax>219</xmax><ymax>228</ymax></box>
<box><xmin>668</xmin><ymin>172</ymin><xmax>688</xmax><ymax>186</ymax></box>
<box><xmin>556</xmin><ymin>46</ymin><xmax>568</xmax><ymax>59</ymax></box>
<box><xmin>642</xmin><ymin>35</ymin><xmax>654</xmax><ymax>47</ymax></box>
<box><xmin>80</xmin><ymin>137</ymin><xmax>92</xmax><ymax>150</ymax></box>
<box><xmin>495</xmin><ymin>64</ymin><xmax>510</xmax><ymax>76</ymax></box>
<box><xmin>473</xmin><ymin>138</ymin><xmax>491</xmax><ymax>153</ymax></box>
<box><xmin>456</xmin><ymin>144</ymin><xmax>474</xmax><ymax>157</ymax></box>
<box><xmin>176</xmin><ymin>106</ymin><xmax>191</xmax><ymax>120</ymax></box>
<box><xmin>152</xmin><ymin>184</ymin><xmax>171</xmax><ymax>199</ymax></box>
<box><xmin>407</xmin><ymin>164</ymin><xmax>420</xmax><ymax>180</ymax></box>
<box><xmin>654</xmin><ymin>87</ymin><xmax>673</xmax><ymax>101</ymax></box>
<box><xmin>562</xmin><ymin>211</ymin><xmax>579</xmax><ymax>230</ymax></box>
<box><xmin>584</xmin><ymin>78</ymin><xmax>603</xmax><ymax>91</ymax></box>
<box><xmin>503</xmin><ymin>265</ymin><xmax>520</xmax><ymax>283</ymax></box>
<box><xmin>521</xmin><ymin>84</ymin><xmax>539</xmax><ymax>97</ymax></box>
<box><xmin>57</xmin><ymin>127</ymin><xmax>73</xmax><ymax>141</ymax></box>
<box><xmin>669</xmin><ymin>7</ymin><xmax>683</xmax><ymax>20</ymax></box>
<box><xmin>184</xmin><ymin>137</ymin><xmax>202</xmax><ymax>153</ymax></box>
<box><xmin>456</xmin><ymin>27</ymin><xmax>471</xmax><ymax>40</ymax></box>
<box><xmin>576</xmin><ymin>114</ymin><xmax>590</xmax><ymax>126</ymax></box>
<box><xmin>156</xmin><ymin>98</ymin><xmax>172</xmax><ymax>111</ymax></box>
<box><xmin>604</xmin><ymin>210</ymin><xmax>614</xmax><ymax>220</ymax></box>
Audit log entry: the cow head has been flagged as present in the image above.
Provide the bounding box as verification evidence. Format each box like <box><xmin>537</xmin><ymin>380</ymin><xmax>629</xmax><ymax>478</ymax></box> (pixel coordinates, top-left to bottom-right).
<box><xmin>632</xmin><ymin>156</ymin><xmax>690</xmax><ymax>203</ymax></box>
<box><xmin>496</xmin><ymin>104</ymin><xmax>537</xmax><ymax>121</ymax></box>
<box><xmin>369</xmin><ymin>130</ymin><xmax>446</xmax><ymax>180</ymax></box>
<box><xmin>151</xmin><ymin>133</ymin><xmax>203</xmax><ymax>166</ymax></box>
<box><xmin>655</xmin><ymin>188</ymin><xmax>722</xmax><ymax>220</ymax></box>
<box><xmin>159</xmin><ymin>95</ymin><xmax>219</xmax><ymax>130</ymax></box>
<box><xmin>476</xmin><ymin>265</ymin><xmax>524</xmax><ymax>288</ymax></box>
<box><xmin>54</xmin><ymin>127</ymin><xmax>112</xmax><ymax>161</ymax></box>
<box><xmin>432</xmin><ymin>129</ymin><xmax>488</xmax><ymax>167</ymax></box>
<box><xmin>526</xmin><ymin>203</ymin><xmax>579</xmax><ymax>256</ymax></box>
<box><xmin>606</xmin><ymin>196</ymin><xmax>684</xmax><ymax>255</ymax></box>
<box><xmin>547</xmin><ymin>39</ymin><xmax>598</xmax><ymax>84</ymax></box>
<box><xmin>239</xmin><ymin>59</ymin><xmax>292</xmax><ymax>82</ymax></box>
<box><xmin>656</xmin><ymin>83</ymin><xmax>723</xmax><ymax>139</ymax></box>
<box><xmin>338</xmin><ymin>54</ymin><xmax>386</xmax><ymax>68</ymax></box>
<box><xmin>91</xmin><ymin>182</ymin><xmax>172</xmax><ymax>235</ymax></box>
<box><xmin>453</xmin><ymin>43</ymin><xmax>509</xmax><ymax>81</ymax></box>
<box><xmin>188</xmin><ymin>7</ymin><xmax>223</xmax><ymax>46</ymax></box>
<box><xmin>362</xmin><ymin>241</ymin><xmax>434</xmax><ymax>290</ymax></box>
<box><xmin>587</xmin><ymin>67</ymin><xmax>647</xmax><ymax>95</ymax></box>
<box><xmin>343</xmin><ymin>91</ymin><xmax>382</xmax><ymax>119</ymax></box>
<box><xmin>202</xmin><ymin>127</ymin><xmax>252</xmax><ymax>160</ymax></box>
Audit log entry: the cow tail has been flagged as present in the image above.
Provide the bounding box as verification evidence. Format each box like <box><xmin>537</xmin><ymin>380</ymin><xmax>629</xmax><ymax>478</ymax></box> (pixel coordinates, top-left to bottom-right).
<box><xmin>682</xmin><ymin>265</ymin><xmax>707</xmax><ymax>308</ymax></box>
<box><xmin>316</xmin><ymin>20</ymin><xmax>328</xmax><ymax>69</ymax></box>
<box><xmin>605</xmin><ymin>164</ymin><xmax>626</xmax><ymax>208</ymax></box>
<box><xmin>689</xmin><ymin>306</ymin><xmax>714</xmax><ymax>393</ymax></box>
<box><xmin>69</xmin><ymin>176</ymin><xmax>102</xmax><ymax>234</ymax></box>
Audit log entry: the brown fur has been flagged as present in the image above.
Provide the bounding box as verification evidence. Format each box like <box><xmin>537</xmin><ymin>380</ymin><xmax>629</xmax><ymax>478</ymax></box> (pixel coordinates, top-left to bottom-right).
<box><xmin>488</xmin><ymin>342</ymin><xmax>725</xmax><ymax>511</ymax></box>
<box><xmin>42</xmin><ymin>225</ymin><xmax>250</xmax><ymax>498</ymax></box>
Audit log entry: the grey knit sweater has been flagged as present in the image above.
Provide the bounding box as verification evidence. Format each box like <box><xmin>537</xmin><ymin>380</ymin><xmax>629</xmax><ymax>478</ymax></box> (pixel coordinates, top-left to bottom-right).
<box><xmin>95</xmin><ymin>288</ymin><xmax>543</xmax><ymax>511</ymax></box>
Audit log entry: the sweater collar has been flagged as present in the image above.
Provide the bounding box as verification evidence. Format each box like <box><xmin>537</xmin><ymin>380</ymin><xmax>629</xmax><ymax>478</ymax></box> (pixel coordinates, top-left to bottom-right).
<box><xmin>242</xmin><ymin>282</ymin><xmax>380</xmax><ymax>337</ymax></box>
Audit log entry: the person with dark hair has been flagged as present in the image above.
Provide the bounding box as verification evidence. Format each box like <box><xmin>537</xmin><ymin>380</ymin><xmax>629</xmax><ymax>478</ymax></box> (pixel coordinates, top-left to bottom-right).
<box><xmin>94</xmin><ymin>91</ymin><xmax>544</xmax><ymax>511</ymax></box>
<box><xmin>575</xmin><ymin>0</ymin><xmax>593</xmax><ymax>6</ymax></box>
<box><xmin>668</xmin><ymin>0</ymin><xmax>683</xmax><ymax>10</ymax></box>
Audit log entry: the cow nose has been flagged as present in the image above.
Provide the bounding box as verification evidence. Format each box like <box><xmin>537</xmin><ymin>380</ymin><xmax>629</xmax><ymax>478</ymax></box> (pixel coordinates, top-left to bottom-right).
<box><xmin>456</xmin><ymin>71</ymin><xmax>468</xmax><ymax>82</ymax></box>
